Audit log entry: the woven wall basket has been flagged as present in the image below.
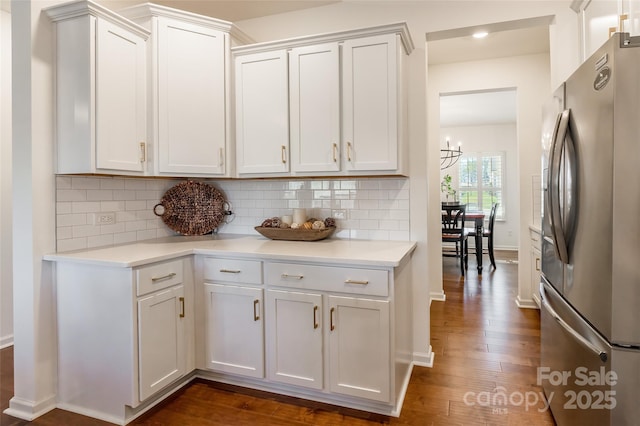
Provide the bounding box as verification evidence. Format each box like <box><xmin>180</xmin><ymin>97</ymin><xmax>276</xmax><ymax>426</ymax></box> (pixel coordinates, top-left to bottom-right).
<box><xmin>154</xmin><ymin>181</ymin><xmax>230</xmax><ymax>236</ymax></box>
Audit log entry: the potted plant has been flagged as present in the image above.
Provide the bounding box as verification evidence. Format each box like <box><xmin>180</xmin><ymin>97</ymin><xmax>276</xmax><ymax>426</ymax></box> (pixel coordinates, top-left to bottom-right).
<box><xmin>440</xmin><ymin>174</ymin><xmax>458</xmax><ymax>205</ymax></box>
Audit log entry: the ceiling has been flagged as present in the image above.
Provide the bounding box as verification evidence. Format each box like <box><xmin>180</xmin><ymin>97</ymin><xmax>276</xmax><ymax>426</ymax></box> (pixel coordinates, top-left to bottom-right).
<box><xmin>440</xmin><ymin>89</ymin><xmax>517</xmax><ymax>128</ymax></box>
<box><xmin>100</xmin><ymin>0</ymin><xmax>338</xmax><ymax>22</ymax></box>
<box><xmin>432</xmin><ymin>21</ymin><xmax>550</xmax><ymax>128</ymax></box>
<box><xmin>428</xmin><ymin>25</ymin><xmax>550</xmax><ymax>66</ymax></box>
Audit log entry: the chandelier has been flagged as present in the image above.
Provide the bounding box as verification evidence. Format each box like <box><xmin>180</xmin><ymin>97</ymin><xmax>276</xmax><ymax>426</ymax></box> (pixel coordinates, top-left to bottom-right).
<box><xmin>440</xmin><ymin>138</ymin><xmax>462</xmax><ymax>170</ymax></box>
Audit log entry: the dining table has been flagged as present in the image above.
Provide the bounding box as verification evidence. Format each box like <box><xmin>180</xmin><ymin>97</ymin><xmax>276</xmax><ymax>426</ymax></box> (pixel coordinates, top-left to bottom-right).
<box><xmin>442</xmin><ymin>203</ymin><xmax>486</xmax><ymax>274</ymax></box>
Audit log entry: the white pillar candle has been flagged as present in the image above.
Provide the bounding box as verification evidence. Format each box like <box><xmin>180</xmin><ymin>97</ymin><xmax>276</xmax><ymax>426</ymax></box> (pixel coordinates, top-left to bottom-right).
<box><xmin>292</xmin><ymin>208</ymin><xmax>306</xmax><ymax>225</ymax></box>
<box><xmin>281</xmin><ymin>215</ymin><xmax>293</xmax><ymax>225</ymax></box>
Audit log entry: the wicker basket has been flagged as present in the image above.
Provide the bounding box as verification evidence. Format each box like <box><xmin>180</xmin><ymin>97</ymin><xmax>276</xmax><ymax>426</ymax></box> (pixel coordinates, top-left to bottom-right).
<box><xmin>154</xmin><ymin>181</ymin><xmax>230</xmax><ymax>235</ymax></box>
<box><xmin>254</xmin><ymin>226</ymin><xmax>336</xmax><ymax>241</ymax></box>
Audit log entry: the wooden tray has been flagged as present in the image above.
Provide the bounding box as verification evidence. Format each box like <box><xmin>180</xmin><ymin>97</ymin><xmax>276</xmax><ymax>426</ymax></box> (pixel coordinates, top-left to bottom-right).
<box><xmin>255</xmin><ymin>226</ymin><xmax>336</xmax><ymax>241</ymax></box>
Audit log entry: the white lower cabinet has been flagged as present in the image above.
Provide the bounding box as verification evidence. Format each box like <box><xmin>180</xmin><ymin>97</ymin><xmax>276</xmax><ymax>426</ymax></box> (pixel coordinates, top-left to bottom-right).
<box><xmin>204</xmin><ymin>283</ymin><xmax>264</xmax><ymax>378</ymax></box>
<box><xmin>54</xmin><ymin>257</ymin><xmax>193</xmax><ymax>424</ymax></box>
<box><xmin>265</xmin><ymin>289</ymin><xmax>323</xmax><ymax>389</ymax></box>
<box><xmin>261</xmin><ymin>261</ymin><xmax>396</xmax><ymax>407</ymax></box>
<box><xmin>328</xmin><ymin>295</ymin><xmax>390</xmax><ymax>402</ymax></box>
<box><xmin>138</xmin><ymin>284</ymin><xmax>186</xmax><ymax>401</ymax></box>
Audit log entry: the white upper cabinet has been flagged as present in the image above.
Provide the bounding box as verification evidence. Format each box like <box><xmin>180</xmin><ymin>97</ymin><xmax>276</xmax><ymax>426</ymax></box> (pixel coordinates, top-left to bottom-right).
<box><xmin>46</xmin><ymin>1</ymin><xmax>149</xmax><ymax>175</ymax></box>
<box><xmin>342</xmin><ymin>34</ymin><xmax>399</xmax><ymax>172</ymax></box>
<box><xmin>235</xmin><ymin>50</ymin><xmax>290</xmax><ymax>174</ymax></box>
<box><xmin>120</xmin><ymin>4</ymin><xmax>232</xmax><ymax>176</ymax></box>
<box><xmin>289</xmin><ymin>43</ymin><xmax>341</xmax><ymax>173</ymax></box>
<box><xmin>233</xmin><ymin>23</ymin><xmax>413</xmax><ymax>178</ymax></box>
<box><xmin>576</xmin><ymin>0</ymin><xmax>640</xmax><ymax>62</ymax></box>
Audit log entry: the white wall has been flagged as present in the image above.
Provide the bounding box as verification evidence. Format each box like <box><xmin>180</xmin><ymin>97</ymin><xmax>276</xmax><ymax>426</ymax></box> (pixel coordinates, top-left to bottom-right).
<box><xmin>6</xmin><ymin>0</ymin><xmax>58</xmax><ymax>420</ymax></box>
<box><xmin>440</xmin><ymin>123</ymin><xmax>519</xmax><ymax>250</ymax></box>
<box><xmin>1</xmin><ymin>8</ymin><xmax>13</xmax><ymax>348</ymax></box>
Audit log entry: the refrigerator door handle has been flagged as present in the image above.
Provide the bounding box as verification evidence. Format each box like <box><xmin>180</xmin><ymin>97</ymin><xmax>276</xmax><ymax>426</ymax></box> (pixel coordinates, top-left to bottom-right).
<box><xmin>540</xmin><ymin>282</ymin><xmax>608</xmax><ymax>362</ymax></box>
<box><xmin>549</xmin><ymin>109</ymin><xmax>571</xmax><ymax>264</ymax></box>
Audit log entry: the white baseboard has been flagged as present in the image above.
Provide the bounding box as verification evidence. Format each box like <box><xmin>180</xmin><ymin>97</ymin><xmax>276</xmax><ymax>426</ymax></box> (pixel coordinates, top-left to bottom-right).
<box><xmin>429</xmin><ymin>291</ymin><xmax>446</xmax><ymax>304</ymax></box>
<box><xmin>4</xmin><ymin>394</ymin><xmax>57</xmax><ymax>421</ymax></box>
<box><xmin>515</xmin><ymin>296</ymin><xmax>538</xmax><ymax>309</ymax></box>
<box><xmin>412</xmin><ymin>346</ymin><xmax>435</xmax><ymax>368</ymax></box>
<box><xmin>0</xmin><ymin>334</ymin><xmax>13</xmax><ymax>349</ymax></box>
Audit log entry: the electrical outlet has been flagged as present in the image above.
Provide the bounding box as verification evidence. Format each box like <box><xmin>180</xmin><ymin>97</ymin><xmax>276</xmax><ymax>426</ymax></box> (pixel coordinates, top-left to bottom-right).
<box><xmin>94</xmin><ymin>212</ymin><xmax>116</xmax><ymax>225</ymax></box>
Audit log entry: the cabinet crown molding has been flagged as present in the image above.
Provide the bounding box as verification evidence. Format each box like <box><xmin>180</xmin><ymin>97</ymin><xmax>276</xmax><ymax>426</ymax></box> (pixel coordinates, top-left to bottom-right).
<box><xmin>44</xmin><ymin>0</ymin><xmax>150</xmax><ymax>39</ymax></box>
<box><xmin>119</xmin><ymin>2</ymin><xmax>255</xmax><ymax>45</ymax></box>
<box><xmin>232</xmin><ymin>22</ymin><xmax>414</xmax><ymax>56</ymax></box>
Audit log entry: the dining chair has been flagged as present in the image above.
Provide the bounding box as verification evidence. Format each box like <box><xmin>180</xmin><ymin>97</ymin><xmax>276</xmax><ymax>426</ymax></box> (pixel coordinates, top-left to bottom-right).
<box><xmin>442</xmin><ymin>204</ymin><xmax>469</xmax><ymax>275</ymax></box>
<box><xmin>468</xmin><ymin>202</ymin><xmax>498</xmax><ymax>269</ymax></box>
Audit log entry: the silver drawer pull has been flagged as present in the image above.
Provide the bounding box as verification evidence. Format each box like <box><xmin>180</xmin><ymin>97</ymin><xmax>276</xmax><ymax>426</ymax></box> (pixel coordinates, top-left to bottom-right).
<box><xmin>151</xmin><ymin>272</ymin><xmax>176</xmax><ymax>282</ymax></box>
<box><xmin>345</xmin><ymin>279</ymin><xmax>369</xmax><ymax>285</ymax></box>
<box><xmin>220</xmin><ymin>269</ymin><xmax>241</xmax><ymax>274</ymax></box>
<box><xmin>281</xmin><ymin>273</ymin><xmax>304</xmax><ymax>280</ymax></box>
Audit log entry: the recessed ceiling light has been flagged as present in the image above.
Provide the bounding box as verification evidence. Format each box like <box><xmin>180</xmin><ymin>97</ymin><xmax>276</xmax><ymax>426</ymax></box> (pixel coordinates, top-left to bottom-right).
<box><xmin>473</xmin><ymin>31</ymin><xmax>489</xmax><ymax>39</ymax></box>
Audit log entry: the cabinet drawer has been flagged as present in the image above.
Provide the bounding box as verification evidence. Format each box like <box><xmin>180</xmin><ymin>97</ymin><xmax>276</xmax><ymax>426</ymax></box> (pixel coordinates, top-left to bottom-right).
<box><xmin>203</xmin><ymin>258</ymin><xmax>263</xmax><ymax>284</ymax></box>
<box><xmin>265</xmin><ymin>262</ymin><xmax>388</xmax><ymax>296</ymax></box>
<box><xmin>136</xmin><ymin>259</ymin><xmax>184</xmax><ymax>296</ymax></box>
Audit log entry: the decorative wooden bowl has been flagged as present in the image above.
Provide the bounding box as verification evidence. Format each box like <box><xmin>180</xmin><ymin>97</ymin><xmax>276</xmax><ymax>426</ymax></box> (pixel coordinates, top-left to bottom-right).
<box><xmin>254</xmin><ymin>226</ymin><xmax>336</xmax><ymax>241</ymax></box>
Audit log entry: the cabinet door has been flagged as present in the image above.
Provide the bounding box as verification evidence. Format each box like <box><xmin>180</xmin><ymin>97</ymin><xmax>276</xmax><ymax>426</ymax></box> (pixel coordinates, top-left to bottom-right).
<box><xmin>581</xmin><ymin>1</ymin><xmax>619</xmax><ymax>61</ymax></box>
<box><xmin>96</xmin><ymin>18</ymin><xmax>147</xmax><ymax>172</ymax></box>
<box><xmin>266</xmin><ymin>290</ymin><xmax>323</xmax><ymax>389</ymax></box>
<box><xmin>204</xmin><ymin>283</ymin><xmax>264</xmax><ymax>378</ymax></box>
<box><xmin>157</xmin><ymin>18</ymin><xmax>227</xmax><ymax>175</ymax></box>
<box><xmin>235</xmin><ymin>50</ymin><xmax>289</xmax><ymax>174</ymax></box>
<box><xmin>138</xmin><ymin>285</ymin><xmax>185</xmax><ymax>401</ymax></box>
<box><xmin>289</xmin><ymin>44</ymin><xmax>340</xmax><ymax>173</ymax></box>
<box><xmin>328</xmin><ymin>295</ymin><xmax>390</xmax><ymax>402</ymax></box>
<box><xmin>342</xmin><ymin>34</ymin><xmax>398</xmax><ymax>172</ymax></box>
<box><xmin>623</xmin><ymin>0</ymin><xmax>640</xmax><ymax>37</ymax></box>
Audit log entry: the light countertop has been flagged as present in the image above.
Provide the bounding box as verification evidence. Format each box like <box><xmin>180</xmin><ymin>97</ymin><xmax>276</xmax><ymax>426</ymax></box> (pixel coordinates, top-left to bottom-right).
<box><xmin>44</xmin><ymin>234</ymin><xmax>417</xmax><ymax>268</ymax></box>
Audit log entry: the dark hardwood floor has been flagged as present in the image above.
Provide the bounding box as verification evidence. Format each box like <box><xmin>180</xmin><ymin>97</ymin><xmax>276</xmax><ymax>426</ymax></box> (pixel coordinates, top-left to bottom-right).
<box><xmin>1</xmin><ymin>252</ymin><xmax>555</xmax><ymax>425</ymax></box>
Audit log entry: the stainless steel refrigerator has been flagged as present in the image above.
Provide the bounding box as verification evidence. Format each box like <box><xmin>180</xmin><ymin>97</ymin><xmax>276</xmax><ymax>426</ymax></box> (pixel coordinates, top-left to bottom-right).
<box><xmin>540</xmin><ymin>32</ymin><xmax>640</xmax><ymax>426</ymax></box>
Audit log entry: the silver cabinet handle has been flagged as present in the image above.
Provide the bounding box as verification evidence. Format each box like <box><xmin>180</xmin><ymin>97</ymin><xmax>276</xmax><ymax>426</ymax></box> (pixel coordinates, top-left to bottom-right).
<box><xmin>332</xmin><ymin>143</ymin><xmax>338</xmax><ymax>163</ymax></box>
<box><xmin>346</xmin><ymin>141</ymin><xmax>352</xmax><ymax>162</ymax></box>
<box><xmin>281</xmin><ymin>273</ymin><xmax>304</xmax><ymax>280</ymax></box>
<box><xmin>139</xmin><ymin>142</ymin><xmax>146</xmax><ymax>163</ymax></box>
<box><xmin>151</xmin><ymin>272</ymin><xmax>176</xmax><ymax>282</ymax></box>
<box><xmin>345</xmin><ymin>279</ymin><xmax>369</xmax><ymax>285</ymax></box>
<box><xmin>281</xmin><ymin>145</ymin><xmax>287</xmax><ymax>164</ymax></box>
<box><xmin>220</xmin><ymin>269</ymin><xmax>241</xmax><ymax>274</ymax></box>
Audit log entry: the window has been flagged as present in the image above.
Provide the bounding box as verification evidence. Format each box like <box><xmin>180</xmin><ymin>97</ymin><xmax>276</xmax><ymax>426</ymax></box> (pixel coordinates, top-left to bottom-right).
<box><xmin>458</xmin><ymin>152</ymin><xmax>505</xmax><ymax>219</ymax></box>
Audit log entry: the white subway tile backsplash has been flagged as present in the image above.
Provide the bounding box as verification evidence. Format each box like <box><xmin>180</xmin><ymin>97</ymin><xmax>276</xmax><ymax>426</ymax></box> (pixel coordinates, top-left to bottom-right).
<box><xmin>57</xmin><ymin>189</ymin><xmax>87</xmax><ymax>202</ymax></box>
<box><xmin>56</xmin><ymin>202</ymin><xmax>72</xmax><ymax>215</ymax></box>
<box><xmin>87</xmin><ymin>234</ymin><xmax>114</xmax><ymax>248</ymax></box>
<box><xmin>71</xmin><ymin>177</ymin><xmax>101</xmax><ymax>190</ymax></box>
<box><xmin>55</xmin><ymin>176</ymin><xmax>411</xmax><ymax>252</ymax></box>
<box><xmin>57</xmin><ymin>213</ymin><xmax>87</xmax><ymax>227</ymax></box>
<box><xmin>100</xmin><ymin>178</ymin><xmax>125</xmax><ymax>190</ymax></box>
<box><xmin>72</xmin><ymin>201</ymin><xmax>101</xmax><ymax>213</ymax></box>
<box><xmin>86</xmin><ymin>189</ymin><xmax>113</xmax><ymax>201</ymax></box>
<box><xmin>113</xmin><ymin>231</ymin><xmax>137</xmax><ymax>245</ymax></box>
<box><xmin>125</xmin><ymin>200</ymin><xmax>147</xmax><ymax>211</ymax></box>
